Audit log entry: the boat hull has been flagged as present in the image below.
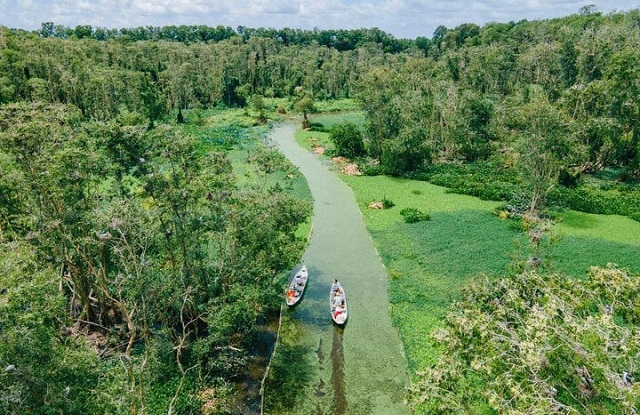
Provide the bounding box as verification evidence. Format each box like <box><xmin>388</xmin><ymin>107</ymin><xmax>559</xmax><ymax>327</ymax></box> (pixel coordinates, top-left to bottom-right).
<box><xmin>330</xmin><ymin>283</ymin><xmax>348</xmax><ymax>325</ymax></box>
<box><xmin>285</xmin><ymin>265</ymin><xmax>308</xmax><ymax>306</ymax></box>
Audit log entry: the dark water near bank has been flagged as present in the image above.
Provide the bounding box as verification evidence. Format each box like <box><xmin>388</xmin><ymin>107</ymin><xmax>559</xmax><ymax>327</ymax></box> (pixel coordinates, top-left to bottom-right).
<box><xmin>265</xmin><ymin>122</ymin><xmax>409</xmax><ymax>415</ymax></box>
<box><xmin>231</xmin><ymin>314</ymin><xmax>280</xmax><ymax>414</ymax></box>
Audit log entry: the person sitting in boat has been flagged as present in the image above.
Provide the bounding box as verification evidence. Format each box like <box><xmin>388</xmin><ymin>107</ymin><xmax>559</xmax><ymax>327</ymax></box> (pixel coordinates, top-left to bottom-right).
<box><xmin>332</xmin><ymin>292</ymin><xmax>344</xmax><ymax>308</ymax></box>
<box><xmin>331</xmin><ymin>279</ymin><xmax>341</xmax><ymax>293</ymax></box>
<box><xmin>293</xmin><ymin>275</ymin><xmax>304</xmax><ymax>295</ymax></box>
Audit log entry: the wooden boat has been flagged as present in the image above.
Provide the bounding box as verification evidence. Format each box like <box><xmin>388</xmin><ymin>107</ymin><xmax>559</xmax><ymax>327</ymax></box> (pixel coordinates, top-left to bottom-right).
<box><xmin>330</xmin><ymin>280</ymin><xmax>348</xmax><ymax>325</ymax></box>
<box><xmin>285</xmin><ymin>265</ymin><xmax>308</xmax><ymax>306</ymax></box>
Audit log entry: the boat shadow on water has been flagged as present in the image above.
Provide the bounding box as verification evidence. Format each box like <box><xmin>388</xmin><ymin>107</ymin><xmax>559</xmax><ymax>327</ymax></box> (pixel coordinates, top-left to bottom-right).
<box><xmin>331</xmin><ymin>326</ymin><xmax>347</xmax><ymax>415</ymax></box>
<box><xmin>261</xmin><ymin>326</ymin><xmax>317</xmax><ymax>413</ymax></box>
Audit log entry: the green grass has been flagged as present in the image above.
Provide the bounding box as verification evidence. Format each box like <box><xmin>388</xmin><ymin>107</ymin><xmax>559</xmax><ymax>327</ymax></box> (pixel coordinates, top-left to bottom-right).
<box><xmin>295</xmin><ymin>129</ymin><xmax>332</xmax><ymax>154</ymax></box>
<box><xmin>556</xmin><ymin>210</ymin><xmax>639</xmax><ymax>243</ymax></box>
<box><xmin>551</xmin><ymin>211</ymin><xmax>640</xmax><ymax>275</ymax></box>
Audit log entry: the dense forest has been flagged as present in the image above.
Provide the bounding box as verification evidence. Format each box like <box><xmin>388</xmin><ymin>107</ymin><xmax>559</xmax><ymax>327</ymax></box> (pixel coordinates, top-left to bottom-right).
<box><xmin>2</xmin><ymin>6</ymin><xmax>640</xmax><ymax>414</ymax></box>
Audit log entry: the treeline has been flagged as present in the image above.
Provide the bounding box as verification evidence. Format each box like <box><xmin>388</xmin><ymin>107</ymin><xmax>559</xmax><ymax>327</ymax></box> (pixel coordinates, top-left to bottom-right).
<box><xmin>0</xmin><ymin>23</ymin><xmax>401</xmax><ymax>117</ymax></box>
<box><xmin>21</xmin><ymin>22</ymin><xmax>410</xmax><ymax>53</ymax></box>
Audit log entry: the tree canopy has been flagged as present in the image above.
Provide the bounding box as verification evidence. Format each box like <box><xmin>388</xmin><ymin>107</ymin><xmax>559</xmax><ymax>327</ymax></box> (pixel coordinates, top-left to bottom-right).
<box><xmin>411</xmin><ymin>265</ymin><xmax>640</xmax><ymax>415</ymax></box>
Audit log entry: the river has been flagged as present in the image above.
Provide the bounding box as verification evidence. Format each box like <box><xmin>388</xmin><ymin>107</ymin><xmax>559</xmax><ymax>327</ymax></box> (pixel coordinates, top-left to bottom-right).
<box><xmin>265</xmin><ymin>122</ymin><xmax>409</xmax><ymax>415</ymax></box>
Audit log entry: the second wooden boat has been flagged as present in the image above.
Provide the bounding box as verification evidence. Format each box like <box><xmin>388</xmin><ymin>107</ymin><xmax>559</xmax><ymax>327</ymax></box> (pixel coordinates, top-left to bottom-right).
<box><xmin>285</xmin><ymin>265</ymin><xmax>308</xmax><ymax>306</ymax></box>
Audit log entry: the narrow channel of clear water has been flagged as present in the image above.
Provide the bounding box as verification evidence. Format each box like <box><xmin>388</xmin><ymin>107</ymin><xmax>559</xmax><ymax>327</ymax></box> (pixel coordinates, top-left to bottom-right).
<box><xmin>267</xmin><ymin>122</ymin><xmax>409</xmax><ymax>415</ymax></box>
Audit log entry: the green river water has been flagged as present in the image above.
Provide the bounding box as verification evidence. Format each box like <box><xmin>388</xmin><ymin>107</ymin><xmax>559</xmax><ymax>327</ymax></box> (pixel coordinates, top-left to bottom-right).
<box><xmin>266</xmin><ymin>122</ymin><xmax>409</xmax><ymax>415</ymax></box>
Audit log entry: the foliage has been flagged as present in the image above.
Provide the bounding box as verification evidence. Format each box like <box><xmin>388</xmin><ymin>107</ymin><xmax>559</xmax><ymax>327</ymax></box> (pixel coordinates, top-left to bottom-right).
<box><xmin>400</xmin><ymin>207</ymin><xmax>431</xmax><ymax>223</ymax></box>
<box><xmin>251</xmin><ymin>94</ymin><xmax>266</xmax><ymax>121</ymax></box>
<box><xmin>417</xmin><ymin>162</ymin><xmax>520</xmax><ymax>201</ymax></box>
<box><xmin>414</xmin><ymin>162</ymin><xmax>640</xmax><ymax>222</ymax></box>
<box><xmin>0</xmin><ymin>101</ymin><xmax>310</xmax><ymax>412</ymax></box>
<box><xmin>410</xmin><ymin>266</ymin><xmax>640</xmax><ymax>415</ymax></box>
<box><xmin>5</xmin><ymin>9</ymin><xmax>640</xmax><ymax>412</ymax></box>
<box><xmin>5</xmin><ymin>10</ymin><xmax>640</xmax><ymax>190</ymax></box>
<box><xmin>0</xmin><ymin>238</ymin><xmax>105</xmax><ymax>414</ymax></box>
<box><xmin>201</xmin><ymin>123</ymin><xmax>252</xmax><ymax>150</ymax></box>
<box><xmin>293</xmin><ymin>89</ymin><xmax>317</xmax><ymax>128</ymax></box>
<box><xmin>549</xmin><ymin>184</ymin><xmax>640</xmax><ymax>220</ymax></box>
<box><xmin>34</xmin><ymin>23</ymin><xmax>409</xmax><ymax>53</ymax></box>
<box><xmin>329</xmin><ymin>122</ymin><xmax>366</xmax><ymax>158</ymax></box>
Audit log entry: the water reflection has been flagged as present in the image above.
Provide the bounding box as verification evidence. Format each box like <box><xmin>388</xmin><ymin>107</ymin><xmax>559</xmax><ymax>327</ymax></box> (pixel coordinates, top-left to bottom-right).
<box><xmin>331</xmin><ymin>326</ymin><xmax>347</xmax><ymax>414</ymax></box>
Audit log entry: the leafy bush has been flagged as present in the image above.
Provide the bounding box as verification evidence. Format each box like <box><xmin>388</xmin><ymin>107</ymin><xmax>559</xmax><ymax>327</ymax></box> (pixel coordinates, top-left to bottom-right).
<box><xmin>382</xmin><ymin>197</ymin><xmax>395</xmax><ymax>209</ymax></box>
<box><xmin>329</xmin><ymin>122</ymin><xmax>366</xmax><ymax>159</ymax></box>
<box><xmin>362</xmin><ymin>162</ymin><xmax>387</xmax><ymax>176</ymax></box>
<box><xmin>548</xmin><ymin>184</ymin><xmax>640</xmax><ymax>221</ymax></box>
<box><xmin>558</xmin><ymin>167</ymin><xmax>581</xmax><ymax>187</ymax></box>
<box><xmin>307</xmin><ymin>121</ymin><xmax>329</xmax><ymax>132</ymax></box>
<box><xmin>416</xmin><ymin>162</ymin><xmax>519</xmax><ymax>201</ymax></box>
<box><xmin>400</xmin><ymin>207</ymin><xmax>431</xmax><ymax>223</ymax></box>
<box><xmin>415</xmin><ymin>162</ymin><xmax>640</xmax><ymax>222</ymax></box>
<box><xmin>201</xmin><ymin>124</ymin><xmax>249</xmax><ymax>150</ymax></box>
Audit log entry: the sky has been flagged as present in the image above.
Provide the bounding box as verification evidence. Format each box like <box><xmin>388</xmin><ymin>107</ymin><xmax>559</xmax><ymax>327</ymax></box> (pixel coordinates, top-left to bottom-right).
<box><xmin>0</xmin><ymin>0</ymin><xmax>639</xmax><ymax>39</ymax></box>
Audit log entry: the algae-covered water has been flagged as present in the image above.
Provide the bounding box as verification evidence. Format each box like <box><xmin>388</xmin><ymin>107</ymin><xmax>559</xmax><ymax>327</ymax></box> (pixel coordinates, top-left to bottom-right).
<box><xmin>264</xmin><ymin>122</ymin><xmax>409</xmax><ymax>414</ymax></box>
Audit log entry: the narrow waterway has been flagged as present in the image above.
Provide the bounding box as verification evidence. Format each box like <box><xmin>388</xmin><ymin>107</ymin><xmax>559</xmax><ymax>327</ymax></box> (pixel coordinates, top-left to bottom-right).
<box><xmin>267</xmin><ymin>122</ymin><xmax>409</xmax><ymax>415</ymax></box>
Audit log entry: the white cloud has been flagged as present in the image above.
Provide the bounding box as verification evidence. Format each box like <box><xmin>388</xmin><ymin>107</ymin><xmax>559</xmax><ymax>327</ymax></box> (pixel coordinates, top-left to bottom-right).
<box><xmin>131</xmin><ymin>0</ymin><xmax>166</xmax><ymax>14</ymax></box>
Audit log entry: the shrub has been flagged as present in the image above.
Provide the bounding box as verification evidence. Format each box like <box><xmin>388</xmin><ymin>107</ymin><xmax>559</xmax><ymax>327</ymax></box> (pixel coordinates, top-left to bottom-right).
<box><xmin>308</xmin><ymin>121</ymin><xmax>329</xmax><ymax>132</ymax></box>
<box><xmin>362</xmin><ymin>162</ymin><xmax>386</xmax><ymax>176</ymax></box>
<box><xmin>400</xmin><ymin>207</ymin><xmax>430</xmax><ymax>223</ymax></box>
<box><xmin>558</xmin><ymin>167</ymin><xmax>581</xmax><ymax>187</ymax></box>
<box><xmin>382</xmin><ymin>197</ymin><xmax>395</xmax><ymax>209</ymax></box>
<box><xmin>329</xmin><ymin>122</ymin><xmax>366</xmax><ymax>159</ymax></box>
<box><xmin>419</xmin><ymin>161</ymin><xmax>640</xmax><ymax>222</ymax></box>
<box><xmin>418</xmin><ymin>162</ymin><xmax>519</xmax><ymax>201</ymax></box>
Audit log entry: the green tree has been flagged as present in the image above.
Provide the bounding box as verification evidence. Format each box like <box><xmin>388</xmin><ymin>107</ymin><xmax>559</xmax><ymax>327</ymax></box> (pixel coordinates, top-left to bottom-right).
<box><xmin>503</xmin><ymin>87</ymin><xmax>578</xmax><ymax>214</ymax></box>
<box><xmin>357</xmin><ymin>66</ymin><xmax>402</xmax><ymax>161</ymax></box>
<box><xmin>329</xmin><ymin>122</ymin><xmax>365</xmax><ymax>158</ymax></box>
<box><xmin>411</xmin><ymin>265</ymin><xmax>640</xmax><ymax>415</ymax></box>
<box><xmin>251</xmin><ymin>93</ymin><xmax>267</xmax><ymax>122</ymax></box>
<box><xmin>293</xmin><ymin>89</ymin><xmax>316</xmax><ymax>129</ymax></box>
<box><xmin>0</xmin><ymin>238</ymin><xmax>105</xmax><ymax>414</ymax></box>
